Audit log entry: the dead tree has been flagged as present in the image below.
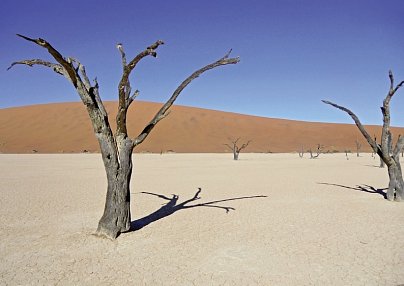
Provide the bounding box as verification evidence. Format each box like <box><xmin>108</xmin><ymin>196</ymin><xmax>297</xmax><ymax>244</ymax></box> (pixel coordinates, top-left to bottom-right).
<box><xmin>225</xmin><ymin>138</ymin><xmax>251</xmax><ymax>160</ymax></box>
<box><xmin>380</xmin><ymin>155</ymin><xmax>386</xmax><ymax>168</ymax></box>
<box><xmin>374</xmin><ymin>135</ymin><xmax>385</xmax><ymax>168</ymax></box>
<box><xmin>298</xmin><ymin>145</ymin><xmax>304</xmax><ymax>158</ymax></box>
<box><xmin>355</xmin><ymin>139</ymin><xmax>361</xmax><ymax>157</ymax></box>
<box><xmin>309</xmin><ymin>144</ymin><xmax>323</xmax><ymax>159</ymax></box>
<box><xmin>323</xmin><ymin>71</ymin><xmax>404</xmax><ymax>202</ymax></box>
<box><xmin>9</xmin><ymin>35</ymin><xmax>239</xmax><ymax>238</ymax></box>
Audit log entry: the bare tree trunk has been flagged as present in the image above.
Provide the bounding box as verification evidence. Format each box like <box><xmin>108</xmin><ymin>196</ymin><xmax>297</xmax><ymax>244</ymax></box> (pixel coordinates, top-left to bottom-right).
<box><xmin>234</xmin><ymin>150</ymin><xmax>239</xmax><ymax>160</ymax></box>
<box><xmin>386</xmin><ymin>162</ymin><xmax>404</xmax><ymax>201</ymax></box>
<box><xmin>10</xmin><ymin>35</ymin><xmax>239</xmax><ymax>238</ymax></box>
<box><xmin>97</xmin><ymin>139</ymin><xmax>134</xmax><ymax>237</ymax></box>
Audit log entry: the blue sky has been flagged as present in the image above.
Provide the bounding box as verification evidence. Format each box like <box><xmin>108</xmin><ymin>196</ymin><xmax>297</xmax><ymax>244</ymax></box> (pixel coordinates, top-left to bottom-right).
<box><xmin>1</xmin><ymin>0</ymin><xmax>403</xmax><ymax>125</ymax></box>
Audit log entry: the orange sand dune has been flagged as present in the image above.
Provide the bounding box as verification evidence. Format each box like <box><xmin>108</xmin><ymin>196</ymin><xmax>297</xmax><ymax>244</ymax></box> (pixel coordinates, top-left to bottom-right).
<box><xmin>0</xmin><ymin>101</ymin><xmax>402</xmax><ymax>153</ymax></box>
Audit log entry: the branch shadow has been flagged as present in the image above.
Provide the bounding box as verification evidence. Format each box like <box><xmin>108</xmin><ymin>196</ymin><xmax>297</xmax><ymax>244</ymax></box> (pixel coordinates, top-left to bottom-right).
<box><xmin>364</xmin><ymin>164</ymin><xmax>382</xmax><ymax>168</ymax></box>
<box><xmin>130</xmin><ymin>188</ymin><xmax>267</xmax><ymax>231</ymax></box>
<box><xmin>318</xmin><ymin>182</ymin><xmax>387</xmax><ymax>199</ymax></box>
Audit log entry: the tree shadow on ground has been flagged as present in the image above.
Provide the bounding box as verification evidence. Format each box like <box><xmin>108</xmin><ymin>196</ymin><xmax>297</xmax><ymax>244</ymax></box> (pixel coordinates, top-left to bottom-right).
<box><xmin>364</xmin><ymin>164</ymin><xmax>383</xmax><ymax>168</ymax></box>
<box><xmin>130</xmin><ymin>188</ymin><xmax>267</xmax><ymax>231</ymax></box>
<box><xmin>318</xmin><ymin>182</ymin><xmax>387</xmax><ymax>199</ymax></box>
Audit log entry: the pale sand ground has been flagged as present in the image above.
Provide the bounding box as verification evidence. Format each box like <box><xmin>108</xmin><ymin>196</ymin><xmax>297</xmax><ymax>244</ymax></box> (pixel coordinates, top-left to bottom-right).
<box><xmin>0</xmin><ymin>153</ymin><xmax>403</xmax><ymax>285</ymax></box>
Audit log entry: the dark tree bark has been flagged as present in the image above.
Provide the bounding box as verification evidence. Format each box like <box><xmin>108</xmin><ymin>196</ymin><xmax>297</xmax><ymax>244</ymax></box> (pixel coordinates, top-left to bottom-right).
<box><xmin>9</xmin><ymin>35</ymin><xmax>240</xmax><ymax>238</ymax></box>
<box><xmin>323</xmin><ymin>71</ymin><xmax>404</xmax><ymax>202</ymax></box>
<box><xmin>224</xmin><ymin>138</ymin><xmax>251</xmax><ymax>160</ymax></box>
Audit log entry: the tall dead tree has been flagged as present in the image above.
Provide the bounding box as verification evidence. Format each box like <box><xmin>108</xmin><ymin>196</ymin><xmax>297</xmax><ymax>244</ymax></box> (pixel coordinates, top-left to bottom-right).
<box><xmin>225</xmin><ymin>138</ymin><xmax>251</xmax><ymax>160</ymax></box>
<box><xmin>323</xmin><ymin>71</ymin><xmax>404</xmax><ymax>202</ymax></box>
<box><xmin>9</xmin><ymin>35</ymin><xmax>239</xmax><ymax>238</ymax></box>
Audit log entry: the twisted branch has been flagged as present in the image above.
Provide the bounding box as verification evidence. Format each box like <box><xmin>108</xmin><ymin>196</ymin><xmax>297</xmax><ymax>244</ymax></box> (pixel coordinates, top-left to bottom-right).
<box><xmin>133</xmin><ymin>50</ymin><xmax>240</xmax><ymax>147</ymax></box>
<box><xmin>322</xmin><ymin>100</ymin><xmax>379</xmax><ymax>153</ymax></box>
<box><xmin>116</xmin><ymin>40</ymin><xmax>165</xmax><ymax>136</ymax></box>
<box><xmin>7</xmin><ymin>59</ymin><xmax>65</xmax><ymax>75</ymax></box>
<box><xmin>16</xmin><ymin>34</ymin><xmax>79</xmax><ymax>88</ymax></box>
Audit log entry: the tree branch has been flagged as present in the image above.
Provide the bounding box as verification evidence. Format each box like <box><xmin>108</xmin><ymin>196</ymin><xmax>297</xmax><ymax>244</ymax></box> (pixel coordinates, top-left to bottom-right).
<box><xmin>116</xmin><ymin>40</ymin><xmax>165</xmax><ymax>136</ymax></box>
<box><xmin>394</xmin><ymin>80</ymin><xmax>404</xmax><ymax>94</ymax></box>
<box><xmin>7</xmin><ymin>59</ymin><xmax>67</xmax><ymax>76</ymax></box>
<box><xmin>238</xmin><ymin>140</ymin><xmax>251</xmax><ymax>151</ymax></box>
<box><xmin>224</xmin><ymin>143</ymin><xmax>234</xmax><ymax>151</ymax></box>
<box><xmin>127</xmin><ymin>89</ymin><xmax>140</xmax><ymax>107</ymax></box>
<box><xmin>133</xmin><ymin>51</ymin><xmax>240</xmax><ymax>147</ymax></box>
<box><xmin>389</xmin><ymin>70</ymin><xmax>394</xmax><ymax>91</ymax></box>
<box><xmin>380</xmin><ymin>71</ymin><xmax>404</xmax><ymax>160</ymax></box>
<box><xmin>224</xmin><ymin>137</ymin><xmax>240</xmax><ymax>151</ymax></box>
<box><xmin>387</xmin><ymin>70</ymin><xmax>404</xmax><ymax>94</ymax></box>
<box><xmin>10</xmin><ymin>35</ymin><xmax>118</xmax><ymax>172</ymax></box>
<box><xmin>68</xmin><ymin>57</ymin><xmax>91</xmax><ymax>90</ymax></box>
<box><xmin>89</xmin><ymin>77</ymin><xmax>107</xmax><ymax>117</ymax></box>
<box><xmin>16</xmin><ymin>34</ymin><xmax>79</xmax><ymax>88</ymax></box>
<box><xmin>116</xmin><ymin>43</ymin><xmax>127</xmax><ymax>68</ymax></box>
<box><xmin>394</xmin><ymin>135</ymin><xmax>404</xmax><ymax>158</ymax></box>
<box><xmin>322</xmin><ymin>100</ymin><xmax>379</xmax><ymax>153</ymax></box>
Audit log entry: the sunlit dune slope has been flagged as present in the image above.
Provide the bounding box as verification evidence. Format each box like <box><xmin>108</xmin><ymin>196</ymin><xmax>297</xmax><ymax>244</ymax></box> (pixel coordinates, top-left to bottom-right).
<box><xmin>0</xmin><ymin>101</ymin><xmax>402</xmax><ymax>153</ymax></box>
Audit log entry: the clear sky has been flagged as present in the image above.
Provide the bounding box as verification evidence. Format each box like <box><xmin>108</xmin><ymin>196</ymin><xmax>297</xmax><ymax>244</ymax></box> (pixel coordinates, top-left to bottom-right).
<box><xmin>1</xmin><ymin>0</ymin><xmax>403</xmax><ymax>125</ymax></box>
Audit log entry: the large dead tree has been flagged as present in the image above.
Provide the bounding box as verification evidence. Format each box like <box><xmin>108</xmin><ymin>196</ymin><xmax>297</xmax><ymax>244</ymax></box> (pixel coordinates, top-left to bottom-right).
<box><xmin>9</xmin><ymin>35</ymin><xmax>239</xmax><ymax>238</ymax></box>
<box><xmin>224</xmin><ymin>138</ymin><xmax>251</xmax><ymax>160</ymax></box>
<box><xmin>323</xmin><ymin>71</ymin><xmax>404</xmax><ymax>202</ymax></box>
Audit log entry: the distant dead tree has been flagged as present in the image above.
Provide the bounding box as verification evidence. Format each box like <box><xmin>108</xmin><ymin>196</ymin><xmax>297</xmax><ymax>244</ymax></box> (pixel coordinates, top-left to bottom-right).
<box><xmin>379</xmin><ymin>155</ymin><xmax>386</xmax><ymax>168</ymax></box>
<box><xmin>309</xmin><ymin>144</ymin><xmax>323</xmax><ymax>159</ymax></box>
<box><xmin>355</xmin><ymin>139</ymin><xmax>361</xmax><ymax>157</ymax></box>
<box><xmin>225</xmin><ymin>138</ymin><xmax>251</xmax><ymax>160</ymax></box>
<box><xmin>374</xmin><ymin>135</ymin><xmax>385</xmax><ymax>168</ymax></box>
<box><xmin>9</xmin><ymin>34</ymin><xmax>239</xmax><ymax>238</ymax></box>
<box><xmin>298</xmin><ymin>145</ymin><xmax>304</xmax><ymax>158</ymax></box>
<box><xmin>323</xmin><ymin>71</ymin><xmax>404</xmax><ymax>202</ymax></box>
<box><xmin>345</xmin><ymin>149</ymin><xmax>350</xmax><ymax>160</ymax></box>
